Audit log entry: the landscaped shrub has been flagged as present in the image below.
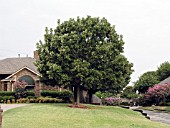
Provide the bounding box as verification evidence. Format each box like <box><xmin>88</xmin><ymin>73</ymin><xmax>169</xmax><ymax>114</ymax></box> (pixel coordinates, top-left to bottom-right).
<box><xmin>120</xmin><ymin>101</ymin><xmax>130</xmax><ymax>106</ymax></box>
<box><xmin>0</xmin><ymin>96</ymin><xmax>15</xmax><ymax>103</ymax></box>
<box><xmin>15</xmin><ymin>97</ymin><xmax>63</xmax><ymax>103</ymax></box>
<box><xmin>95</xmin><ymin>91</ymin><xmax>114</xmax><ymax>99</ymax></box>
<box><xmin>104</xmin><ymin>97</ymin><xmax>122</xmax><ymax>106</ymax></box>
<box><xmin>41</xmin><ymin>91</ymin><xmax>59</xmax><ymax>98</ymax></box>
<box><xmin>58</xmin><ymin>90</ymin><xmax>73</xmax><ymax>102</ymax></box>
<box><xmin>14</xmin><ymin>81</ymin><xmax>27</xmax><ymax>99</ymax></box>
<box><xmin>142</xmin><ymin>83</ymin><xmax>170</xmax><ymax>106</ymax></box>
<box><xmin>36</xmin><ymin>97</ymin><xmax>63</xmax><ymax>103</ymax></box>
<box><xmin>16</xmin><ymin>98</ymin><xmax>30</xmax><ymax>103</ymax></box>
<box><xmin>166</xmin><ymin>102</ymin><xmax>170</xmax><ymax>106</ymax></box>
<box><xmin>27</xmin><ymin>91</ymin><xmax>35</xmax><ymax>97</ymax></box>
<box><xmin>0</xmin><ymin>91</ymin><xmax>15</xmax><ymax>97</ymax></box>
<box><xmin>121</xmin><ymin>86</ymin><xmax>139</xmax><ymax>99</ymax></box>
<box><xmin>41</xmin><ymin>90</ymin><xmax>73</xmax><ymax>103</ymax></box>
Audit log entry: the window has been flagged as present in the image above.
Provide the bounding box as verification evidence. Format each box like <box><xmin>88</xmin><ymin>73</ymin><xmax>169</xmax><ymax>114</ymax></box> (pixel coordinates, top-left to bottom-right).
<box><xmin>18</xmin><ymin>75</ymin><xmax>35</xmax><ymax>85</ymax></box>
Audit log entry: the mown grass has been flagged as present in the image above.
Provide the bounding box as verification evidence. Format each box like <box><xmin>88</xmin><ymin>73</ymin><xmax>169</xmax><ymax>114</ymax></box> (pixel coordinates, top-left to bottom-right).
<box><xmin>2</xmin><ymin>104</ymin><xmax>170</xmax><ymax>128</ymax></box>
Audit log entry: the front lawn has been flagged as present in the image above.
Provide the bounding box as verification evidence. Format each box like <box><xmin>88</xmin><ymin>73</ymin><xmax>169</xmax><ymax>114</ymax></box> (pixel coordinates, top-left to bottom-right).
<box><xmin>2</xmin><ymin>104</ymin><xmax>169</xmax><ymax>128</ymax></box>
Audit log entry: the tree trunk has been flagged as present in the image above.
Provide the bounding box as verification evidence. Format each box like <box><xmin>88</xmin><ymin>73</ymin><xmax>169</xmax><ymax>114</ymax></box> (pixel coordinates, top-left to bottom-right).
<box><xmin>73</xmin><ymin>86</ymin><xmax>77</xmax><ymax>103</ymax></box>
<box><xmin>88</xmin><ymin>89</ymin><xmax>93</xmax><ymax>104</ymax></box>
<box><xmin>76</xmin><ymin>86</ymin><xmax>80</xmax><ymax>105</ymax></box>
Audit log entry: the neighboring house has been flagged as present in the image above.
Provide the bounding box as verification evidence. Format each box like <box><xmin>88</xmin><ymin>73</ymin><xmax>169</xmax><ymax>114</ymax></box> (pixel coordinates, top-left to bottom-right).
<box><xmin>0</xmin><ymin>55</ymin><xmax>40</xmax><ymax>92</ymax></box>
<box><xmin>159</xmin><ymin>76</ymin><xmax>170</xmax><ymax>84</ymax></box>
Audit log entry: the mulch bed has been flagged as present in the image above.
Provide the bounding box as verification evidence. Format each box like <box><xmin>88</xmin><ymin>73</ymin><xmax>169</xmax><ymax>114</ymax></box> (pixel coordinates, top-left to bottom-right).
<box><xmin>68</xmin><ymin>103</ymin><xmax>89</xmax><ymax>109</ymax></box>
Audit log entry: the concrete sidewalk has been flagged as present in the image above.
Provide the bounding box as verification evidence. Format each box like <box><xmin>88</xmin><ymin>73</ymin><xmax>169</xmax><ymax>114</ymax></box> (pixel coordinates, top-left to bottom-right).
<box><xmin>130</xmin><ymin>106</ymin><xmax>170</xmax><ymax>125</ymax></box>
<box><xmin>0</xmin><ymin>104</ymin><xmax>29</xmax><ymax>112</ymax></box>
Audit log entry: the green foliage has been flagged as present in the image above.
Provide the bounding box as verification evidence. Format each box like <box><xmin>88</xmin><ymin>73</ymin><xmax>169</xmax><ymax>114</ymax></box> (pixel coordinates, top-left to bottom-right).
<box><xmin>142</xmin><ymin>83</ymin><xmax>170</xmax><ymax>106</ymax></box>
<box><xmin>14</xmin><ymin>81</ymin><xmax>28</xmax><ymax>99</ymax></box>
<box><xmin>120</xmin><ymin>101</ymin><xmax>130</xmax><ymax>106</ymax></box>
<box><xmin>0</xmin><ymin>96</ymin><xmax>15</xmax><ymax>103</ymax></box>
<box><xmin>36</xmin><ymin>97</ymin><xmax>63</xmax><ymax>103</ymax></box>
<box><xmin>121</xmin><ymin>86</ymin><xmax>138</xmax><ymax>99</ymax></box>
<box><xmin>27</xmin><ymin>91</ymin><xmax>35</xmax><ymax>97</ymax></box>
<box><xmin>41</xmin><ymin>90</ymin><xmax>73</xmax><ymax>102</ymax></box>
<box><xmin>16</xmin><ymin>97</ymin><xmax>63</xmax><ymax>103</ymax></box>
<box><xmin>156</xmin><ymin>61</ymin><xmax>170</xmax><ymax>81</ymax></box>
<box><xmin>134</xmin><ymin>71</ymin><xmax>159</xmax><ymax>94</ymax></box>
<box><xmin>95</xmin><ymin>91</ymin><xmax>114</xmax><ymax>98</ymax></box>
<box><xmin>41</xmin><ymin>91</ymin><xmax>58</xmax><ymax>98</ymax></box>
<box><xmin>35</xmin><ymin>16</ymin><xmax>133</xmax><ymax>103</ymax></box>
<box><xmin>0</xmin><ymin>91</ymin><xmax>15</xmax><ymax>96</ymax></box>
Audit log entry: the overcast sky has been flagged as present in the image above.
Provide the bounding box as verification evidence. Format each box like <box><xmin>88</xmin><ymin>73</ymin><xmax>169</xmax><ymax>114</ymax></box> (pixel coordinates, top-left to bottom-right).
<box><xmin>0</xmin><ymin>0</ymin><xmax>170</xmax><ymax>84</ymax></box>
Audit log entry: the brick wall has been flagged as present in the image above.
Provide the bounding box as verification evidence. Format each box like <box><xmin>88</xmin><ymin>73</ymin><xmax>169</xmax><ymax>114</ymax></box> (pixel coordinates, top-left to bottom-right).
<box><xmin>14</xmin><ymin>68</ymin><xmax>38</xmax><ymax>82</ymax></box>
<box><xmin>10</xmin><ymin>68</ymin><xmax>39</xmax><ymax>91</ymax></box>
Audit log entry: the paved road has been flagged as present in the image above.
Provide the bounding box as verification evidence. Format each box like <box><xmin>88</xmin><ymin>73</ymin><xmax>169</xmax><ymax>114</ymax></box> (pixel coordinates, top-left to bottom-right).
<box><xmin>0</xmin><ymin>104</ymin><xmax>29</xmax><ymax>112</ymax></box>
<box><xmin>130</xmin><ymin>107</ymin><xmax>170</xmax><ymax>125</ymax></box>
<box><xmin>142</xmin><ymin>110</ymin><xmax>170</xmax><ymax>125</ymax></box>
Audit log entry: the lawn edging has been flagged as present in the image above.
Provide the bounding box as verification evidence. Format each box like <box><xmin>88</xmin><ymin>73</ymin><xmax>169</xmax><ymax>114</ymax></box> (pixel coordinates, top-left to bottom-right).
<box><xmin>120</xmin><ymin>106</ymin><xmax>150</xmax><ymax>119</ymax></box>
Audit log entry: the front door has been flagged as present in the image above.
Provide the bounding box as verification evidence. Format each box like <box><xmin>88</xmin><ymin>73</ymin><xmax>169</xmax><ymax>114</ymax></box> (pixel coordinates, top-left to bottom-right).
<box><xmin>4</xmin><ymin>84</ymin><xmax>7</xmax><ymax>91</ymax></box>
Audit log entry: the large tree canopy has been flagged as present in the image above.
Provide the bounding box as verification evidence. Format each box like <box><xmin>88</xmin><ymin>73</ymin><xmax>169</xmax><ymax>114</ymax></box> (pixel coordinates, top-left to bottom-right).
<box><xmin>156</xmin><ymin>61</ymin><xmax>170</xmax><ymax>81</ymax></box>
<box><xmin>134</xmin><ymin>71</ymin><xmax>159</xmax><ymax>94</ymax></box>
<box><xmin>35</xmin><ymin>16</ymin><xmax>133</xmax><ymax>103</ymax></box>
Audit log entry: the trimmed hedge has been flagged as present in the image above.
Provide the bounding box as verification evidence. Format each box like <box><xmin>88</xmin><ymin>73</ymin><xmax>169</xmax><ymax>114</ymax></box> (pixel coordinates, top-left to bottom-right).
<box><xmin>41</xmin><ymin>90</ymin><xmax>73</xmax><ymax>102</ymax></box>
<box><xmin>0</xmin><ymin>91</ymin><xmax>15</xmax><ymax>96</ymax></box>
<box><xmin>0</xmin><ymin>90</ymin><xmax>73</xmax><ymax>103</ymax></box>
<box><xmin>16</xmin><ymin>97</ymin><xmax>63</xmax><ymax>103</ymax></box>
<box><xmin>0</xmin><ymin>91</ymin><xmax>35</xmax><ymax>98</ymax></box>
<box><xmin>0</xmin><ymin>96</ymin><xmax>15</xmax><ymax>103</ymax></box>
<box><xmin>27</xmin><ymin>91</ymin><xmax>35</xmax><ymax>97</ymax></box>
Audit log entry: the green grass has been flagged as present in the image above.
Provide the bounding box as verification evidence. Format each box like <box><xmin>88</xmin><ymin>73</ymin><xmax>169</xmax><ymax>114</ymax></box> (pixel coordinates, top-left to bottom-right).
<box><xmin>2</xmin><ymin>104</ymin><xmax>170</xmax><ymax>128</ymax></box>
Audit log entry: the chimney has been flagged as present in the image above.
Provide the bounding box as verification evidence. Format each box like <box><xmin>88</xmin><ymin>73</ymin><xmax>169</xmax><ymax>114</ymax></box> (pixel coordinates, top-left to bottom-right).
<box><xmin>34</xmin><ymin>51</ymin><xmax>39</xmax><ymax>60</ymax></box>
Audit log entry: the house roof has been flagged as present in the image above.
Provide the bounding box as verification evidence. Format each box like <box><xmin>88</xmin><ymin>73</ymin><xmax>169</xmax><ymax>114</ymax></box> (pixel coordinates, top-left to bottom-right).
<box><xmin>159</xmin><ymin>76</ymin><xmax>170</xmax><ymax>84</ymax></box>
<box><xmin>1</xmin><ymin>66</ymin><xmax>40</xmax><ymax>81</ymax></box>
<box><xmin>0</xmin><ymin>57</ymin><xmax>38</xmax><ymax>74</ymax></box>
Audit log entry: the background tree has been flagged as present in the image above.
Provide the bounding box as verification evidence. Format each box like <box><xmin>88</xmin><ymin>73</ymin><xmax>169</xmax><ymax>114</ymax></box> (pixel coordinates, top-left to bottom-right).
<box><xmin>134</xmin><ymin>71</ymin><xmax>159</xmax><ymax>94</ymax></box>
<box><xmin>35</xmin><ymin>16</ymin><xmax>133</xmax><ymax>104</ymax></box>
<box><xmin>121</xmin><ymin>86</ymin><xmax>138</xmax><ymax>99</ymax></box>
<box><xmin>156</xmin><ymin>61</ymin><xmax>170</xmax><ymax>81</ymax></box>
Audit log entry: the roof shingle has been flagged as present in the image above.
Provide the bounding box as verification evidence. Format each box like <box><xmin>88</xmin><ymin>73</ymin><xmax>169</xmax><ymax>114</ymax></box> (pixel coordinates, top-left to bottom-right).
<box><xmin>0</xmin><ymin>57</ymin><xmax>38</xmax><ymax>74</ymax></box>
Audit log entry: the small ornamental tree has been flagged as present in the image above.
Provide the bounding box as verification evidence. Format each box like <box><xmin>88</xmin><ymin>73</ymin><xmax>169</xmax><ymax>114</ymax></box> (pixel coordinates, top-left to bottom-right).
<box><xmin>143</xmin><ymin>83</ymin><xmax>170</xmax><ymax>106</ymax></box>
<box><xmin>14</xmin><ymin>81</ymin><xmax>28</xmax><ymax>99</ymax></box>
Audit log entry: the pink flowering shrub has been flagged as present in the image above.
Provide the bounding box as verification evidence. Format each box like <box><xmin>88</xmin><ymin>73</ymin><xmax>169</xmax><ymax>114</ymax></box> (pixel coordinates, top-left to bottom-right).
<box><xmin>143</xmin><ymin>83</ymin><xmax>170</xmax><ymax>106</ymax></box>
<box><xmin>14</xmin><ymin>81</ymin><xmax>28</xmax><ymax>99</ymax></box>
<box><xmin>104</xmin><ymin>97</ymin><xmax>122</xmax><ymax>106</ymax></box>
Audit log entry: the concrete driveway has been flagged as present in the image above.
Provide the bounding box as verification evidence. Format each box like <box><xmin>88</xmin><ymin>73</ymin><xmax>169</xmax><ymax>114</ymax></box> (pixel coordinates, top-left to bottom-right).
<box><xmin>0</xmin><ymin>104</ymin><xmax>29</xmax><ymax>112</ymax></box>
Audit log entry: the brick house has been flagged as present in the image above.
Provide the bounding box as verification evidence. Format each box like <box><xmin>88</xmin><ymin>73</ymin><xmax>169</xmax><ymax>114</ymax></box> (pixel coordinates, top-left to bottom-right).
<box><xmin>0</xmin><ymin>53</ymin><xmax>100</xmax><ymax>103</ymax></box>
<box><xmin>0</xmin><ymin>56</ymin><xmax>40</xmax><ymax>92</ymax></box>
